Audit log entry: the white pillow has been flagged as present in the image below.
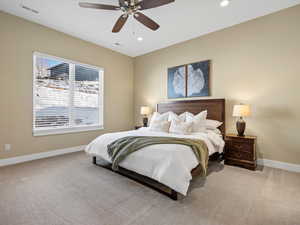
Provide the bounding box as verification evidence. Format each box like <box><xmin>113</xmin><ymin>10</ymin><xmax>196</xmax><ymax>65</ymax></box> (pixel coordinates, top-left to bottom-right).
<box><xmin>168</xmin><ymin>112</ymin><xmax>186</xmax><ymax>122</ymax></box>
<box><xmin>149</xmin><ymin>112</ymin><xmax>170</xmax><ymax>126</ymax></box>
<box><xmin>169</xmin><ymin>120</ymin><xmax>193</xmax><ymax>135</ymax></box>
<box><xmin>206</xmin><ymin>119</ymin><xmax>223</xmax><ymax>130</ymax></box>
<box><xmin>186</xmin><ymin>111</ymin><xmax>207</xmax><ymax>133</ymax></box>
<box><xmin>149</xmin><ymin>120</ymin><xmax>171</xmax><ymax>133</ymax></box>
<box><xmin>209</xmin><ymin>128</ymin><xmax>222</xmax><ymax>135</ymax></box>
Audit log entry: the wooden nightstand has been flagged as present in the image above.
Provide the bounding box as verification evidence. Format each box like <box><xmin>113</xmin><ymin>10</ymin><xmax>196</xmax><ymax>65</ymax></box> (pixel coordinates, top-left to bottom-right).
<box><xmin>225</xmin><ymin>134</ymin><xmax>257</xmax><ymax>170</ymax></box>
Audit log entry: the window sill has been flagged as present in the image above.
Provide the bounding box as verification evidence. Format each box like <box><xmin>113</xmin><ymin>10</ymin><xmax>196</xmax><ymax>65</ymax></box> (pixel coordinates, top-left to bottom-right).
<box><xmin>33</xmin><ymin>125</ymin><xmax>104</xmax><ymax>137</ymax></box>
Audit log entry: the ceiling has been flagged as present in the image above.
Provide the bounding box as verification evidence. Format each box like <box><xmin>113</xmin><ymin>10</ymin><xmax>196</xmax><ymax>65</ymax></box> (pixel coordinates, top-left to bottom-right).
<box><xmin>1</xmin><ymin>0</ymin><xmax>300</xmax><ymax>57</ymax></box>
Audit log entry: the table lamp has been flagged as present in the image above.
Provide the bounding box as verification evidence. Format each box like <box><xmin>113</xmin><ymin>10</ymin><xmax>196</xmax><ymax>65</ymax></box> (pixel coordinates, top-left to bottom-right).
<box><xmin>232</xmin><ymin>104</ymin><xmax>251</xmax><ymax>136</ymax></box>
<box><xmin>140</xmin><ymin>106</ymin><xmax>151</xmax><ymax>127</ymax></box>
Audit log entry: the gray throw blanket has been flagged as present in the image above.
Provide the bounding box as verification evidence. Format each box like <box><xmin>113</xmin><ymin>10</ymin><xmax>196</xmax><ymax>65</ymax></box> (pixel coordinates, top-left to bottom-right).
<box><xmin>107</xmin><ymin>136</ymin><xmax>209</xmax><ymax>176</ymax></box>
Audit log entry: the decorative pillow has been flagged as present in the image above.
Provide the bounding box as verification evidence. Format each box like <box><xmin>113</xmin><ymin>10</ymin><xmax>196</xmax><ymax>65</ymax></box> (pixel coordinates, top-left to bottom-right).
<box><xmin>168</xmin><ymin>112</ymin><xmax>186</xmax><ymax>122</ymax></box>
<box><xmin>149</xmin><ymin>112</ymin><xmax>170</xmax><ymax>127</ymax></box>
<box><xmin>186</xmin><ymin>110</ymin><xmax>207</xmax><ymax>133</ymax></box>
<box><xmin>149</xmin><ymin>120</ymin><xmax>171</xmax><ymax>133</ymax></box>
<box><xmin>169</xmin><ymin>120</ymin><xmax>193</xmax><ymax>135</ymax></box>
<box><xmin>206</xmin><ymin>119</ymin><xmax>223</xmax><ymax>130</ymax></box>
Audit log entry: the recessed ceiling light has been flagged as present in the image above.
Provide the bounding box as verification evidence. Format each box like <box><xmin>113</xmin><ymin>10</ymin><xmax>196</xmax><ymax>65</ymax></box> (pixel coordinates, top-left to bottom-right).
<box><xmin>220</xmin><ymin>0</ymin><xmax>230</xmax><ymax>7</ymax></box>
<box><xmin>137</xmin><ymin>37</ymin><xmax>143</xmax><ymax>42</ymax></box>
<box><xmin>113</xmin><ymin>42</ymin><xmax>121</xmax><ymax>46</ymax></box>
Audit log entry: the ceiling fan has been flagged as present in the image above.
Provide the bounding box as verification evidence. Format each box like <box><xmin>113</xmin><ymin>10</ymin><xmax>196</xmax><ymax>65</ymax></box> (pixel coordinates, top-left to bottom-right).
<box><xmin>79</xmin><ymin>0</ymin><xmax>175</xmax><ymax>33</ymax></box>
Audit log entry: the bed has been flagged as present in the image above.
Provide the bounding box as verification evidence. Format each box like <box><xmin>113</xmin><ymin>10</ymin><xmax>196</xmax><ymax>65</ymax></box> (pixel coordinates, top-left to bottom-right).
<box><xmin>86</xmin><ymin>99</ymin><xmax>225</xmax><ymax>200</ymax></box>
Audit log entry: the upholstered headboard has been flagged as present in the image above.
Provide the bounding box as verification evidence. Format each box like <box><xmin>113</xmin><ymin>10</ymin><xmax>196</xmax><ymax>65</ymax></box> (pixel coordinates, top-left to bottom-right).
<box><xmin>157</xmin><ymin>99</ymin><xmax>226</xmax><ymax>137</ymax></box>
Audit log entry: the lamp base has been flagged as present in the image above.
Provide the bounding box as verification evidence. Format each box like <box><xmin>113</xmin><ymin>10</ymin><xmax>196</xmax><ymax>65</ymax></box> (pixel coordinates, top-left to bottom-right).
<box><xmin>236</xmin><ymin>118</ymin><xmax>246</xmax><ymax>136</ymax></box>
<box><xmin>142</xmin><ymin>117</ymin><xmax>148</xmax><ymax>127</ymax></box>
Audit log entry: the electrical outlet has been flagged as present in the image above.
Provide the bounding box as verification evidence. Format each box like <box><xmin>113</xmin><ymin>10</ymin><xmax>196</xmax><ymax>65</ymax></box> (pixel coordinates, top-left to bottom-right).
<box><xmin>4</xmin><ymin>144</ymin><xmax>11</xmax><ymax>151</ymax></box>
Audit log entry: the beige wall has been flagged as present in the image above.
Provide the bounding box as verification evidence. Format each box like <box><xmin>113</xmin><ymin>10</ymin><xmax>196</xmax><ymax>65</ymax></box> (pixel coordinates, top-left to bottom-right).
<box><xmin>134</xmin><ymin>5</ymin><xmax>300</xmax><ymax>164</ymax></box>
<box><xmin>0</xmin><ymin>12</ymin><xmax>134</xmax><ymax>159</ymax></box>
<box><xmin>1</xmin><ymin>5</ymin><xmax>300</xmax><ymax>165</ymax></box>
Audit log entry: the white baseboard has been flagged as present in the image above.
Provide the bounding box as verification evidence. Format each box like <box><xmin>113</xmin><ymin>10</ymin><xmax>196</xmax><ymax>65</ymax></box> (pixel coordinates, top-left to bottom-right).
<box><xmin>257</xmin><ymin>158</ymin><xmax>300</xmax><ymax>173</ymax></box>
<box><xmin>0</xmin><ymin>145</ymin><xmax>86</xmax><ymax>167</ymax></box>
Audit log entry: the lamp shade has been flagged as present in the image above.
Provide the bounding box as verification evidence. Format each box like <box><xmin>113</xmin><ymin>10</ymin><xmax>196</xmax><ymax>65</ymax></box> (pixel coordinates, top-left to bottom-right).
<box><xmin>233</xmin><ymin>104</ymin><xmax>251</xmax><ymax>117</ymax></box>
<box><xmin>140</xmin><ymin>106</ymin><xmax>151</xmax><ymax>115</ymax></box>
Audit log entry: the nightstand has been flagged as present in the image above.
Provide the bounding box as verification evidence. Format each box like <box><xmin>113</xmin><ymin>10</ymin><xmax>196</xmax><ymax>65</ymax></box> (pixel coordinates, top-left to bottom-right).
<box><xmin>224</xmin><ymin>134</ymin><xmax>257</xmax><ymax>170</ymax></box>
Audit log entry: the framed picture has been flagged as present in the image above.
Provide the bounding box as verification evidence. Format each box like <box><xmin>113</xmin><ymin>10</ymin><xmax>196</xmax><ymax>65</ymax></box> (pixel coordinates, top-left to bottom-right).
<box><xmin>167</xmin><ymin>60</ymin><xmax>210</xmax><ymax>99</ymax></box>
<box><xmin>167</xmin><ymin>65</ymin><xmax>186</xmax><ymax>99</ymax></box>
<box><xmin>187</xmin><ymin>60</ymin><xmax>210</xmax><ymax>97</ymax></box>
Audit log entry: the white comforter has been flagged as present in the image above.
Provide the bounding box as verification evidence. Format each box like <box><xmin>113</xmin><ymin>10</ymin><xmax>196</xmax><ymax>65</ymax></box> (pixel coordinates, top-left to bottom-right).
<box><xmin>85</xmin><ymin>127</ymin><xmax>224</xmax><ymax>195</ymax></box>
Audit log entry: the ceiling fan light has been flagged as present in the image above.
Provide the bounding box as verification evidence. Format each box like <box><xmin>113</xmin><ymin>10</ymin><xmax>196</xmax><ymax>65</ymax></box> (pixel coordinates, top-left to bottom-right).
<box><xmin>220</xmin><ymin>0</ymin><xmax>230</xmax><ymax>7</ymax></box>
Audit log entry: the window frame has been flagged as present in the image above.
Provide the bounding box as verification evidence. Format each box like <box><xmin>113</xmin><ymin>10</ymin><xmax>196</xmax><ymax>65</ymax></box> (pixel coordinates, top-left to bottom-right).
<box><xmin>32</xmin><ymin>52</ymin><xmax>104</xmax><ymax>136</ymax></box>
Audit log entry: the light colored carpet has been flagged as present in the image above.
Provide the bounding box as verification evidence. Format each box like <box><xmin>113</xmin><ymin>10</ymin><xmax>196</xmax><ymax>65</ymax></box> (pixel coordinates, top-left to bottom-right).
<box><xmin>0</xmin><ymin>152</ymin><xmax>299</xmax><ymax>225</ymax></box>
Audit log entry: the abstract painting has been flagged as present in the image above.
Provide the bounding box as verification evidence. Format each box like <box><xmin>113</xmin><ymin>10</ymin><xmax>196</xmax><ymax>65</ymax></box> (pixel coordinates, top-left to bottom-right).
<box><xmin>187</xmin><ymin>60</ymin><xmax>210</xmax><ymax>97</ymax></box>
<box><xmin>167</xmin><ymin>60</ymin><xmax>210</xmax><ymax>99</ymax></box>
<box><xmin>167</xmin><ymin>65</ymin><xmax>186</xmax><ymax>99</ymax></box>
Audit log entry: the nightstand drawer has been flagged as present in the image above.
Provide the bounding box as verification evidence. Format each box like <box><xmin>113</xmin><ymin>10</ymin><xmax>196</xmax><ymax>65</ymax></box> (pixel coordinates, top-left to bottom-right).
<box><xmin>226</xmin><ymin>149</ymin><xmax>253</xmax><ymax>161</ymax></box>
<box><xmin>226</xmin><ymin>140</ymin><xmax>253</xmax><ymax>153</ymax></box>
<box><xmin>227</xmin><ymin>138</ymin><xmax>254</xmax><ymax>145</ymax></box>
<box><xmin>231</xmin><ymin>142</ymin><xmax>252</xmax><ymax>153</ymax></box>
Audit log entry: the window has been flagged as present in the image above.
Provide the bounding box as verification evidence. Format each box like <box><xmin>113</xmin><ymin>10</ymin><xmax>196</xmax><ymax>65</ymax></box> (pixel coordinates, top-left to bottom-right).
<box><xmin>33</xmin><ymin>52</ymin><xmax>104</xmax><ymax>136</ymax></box>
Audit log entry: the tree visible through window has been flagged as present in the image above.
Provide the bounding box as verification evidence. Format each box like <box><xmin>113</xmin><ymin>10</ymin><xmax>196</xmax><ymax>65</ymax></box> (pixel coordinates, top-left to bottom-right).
<box><xmin>33</xmin><ymin>52</ymin><xmax>103</xmax><ymax>136</ymax></box>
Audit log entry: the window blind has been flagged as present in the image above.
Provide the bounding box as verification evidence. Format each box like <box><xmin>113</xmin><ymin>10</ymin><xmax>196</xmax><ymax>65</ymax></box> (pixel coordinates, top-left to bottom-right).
<box><xmin>33</xmin><ymin>52</ymin><xmax>103</xmax><ymax>136</ymax></box>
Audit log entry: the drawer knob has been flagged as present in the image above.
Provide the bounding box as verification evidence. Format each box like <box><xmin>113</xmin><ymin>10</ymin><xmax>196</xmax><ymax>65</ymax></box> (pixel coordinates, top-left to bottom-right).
<box><xmin>235</xmin><ymin>152</ymin><xmax>242</xmax><ymax>158</ymax></box>
<box><xmin>234</xmin><ymin>144</ymin><xmax>243</xmax><ymax>150</ymax></box>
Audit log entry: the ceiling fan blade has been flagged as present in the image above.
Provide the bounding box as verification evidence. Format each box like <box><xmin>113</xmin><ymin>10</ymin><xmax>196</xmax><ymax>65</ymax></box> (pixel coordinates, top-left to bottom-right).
<box><xmin>134</xmin><ymin>12</ymin><xmax>160</xmax><ymax>31</ymax></box>
<box><xmin>112</xmin><ymin>14</ymin><xmax>128</xmax><ymax>33</ymax></box>
<box><xmin>79</xmin><ymin>2</ymin><xmax>119</xmax><ymax>10</ymax></box>
<box><xmin>119</xmin><ymin>0</ymin><xmax>127</xmax><ymax>7</ymax></box>
<box><xmin>138</xmin><ymin>0</ymin><xmax>175</xmax><ymax>10</ymax></box>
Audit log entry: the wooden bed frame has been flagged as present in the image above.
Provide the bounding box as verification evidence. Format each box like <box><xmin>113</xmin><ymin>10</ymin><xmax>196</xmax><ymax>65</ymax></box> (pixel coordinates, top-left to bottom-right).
<box><xmin>92</xmin><ymin>99</ymin><xmax>226</xmax><ymax>200</ymax></box>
